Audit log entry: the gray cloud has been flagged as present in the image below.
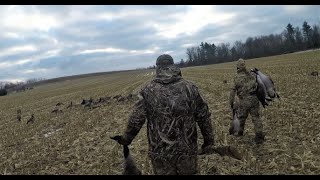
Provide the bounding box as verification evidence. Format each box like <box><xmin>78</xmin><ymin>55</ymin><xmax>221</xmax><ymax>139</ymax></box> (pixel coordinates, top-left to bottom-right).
<box><xmin>0</xmin><ymin>5</ymin><xmax>319</xmax><ymax>82</ymax></box>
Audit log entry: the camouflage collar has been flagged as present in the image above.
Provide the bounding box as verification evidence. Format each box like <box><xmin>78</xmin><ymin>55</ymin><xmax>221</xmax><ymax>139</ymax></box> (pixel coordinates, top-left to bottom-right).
<box><xmin>153</xmin><ymin>65</ymin><xmax>182</xmax><ymax>84</ymax></box>
<box><xmin>237</xmin><ymin>67</ymin><xmax>248</xmax><ymax>74</ymax></box>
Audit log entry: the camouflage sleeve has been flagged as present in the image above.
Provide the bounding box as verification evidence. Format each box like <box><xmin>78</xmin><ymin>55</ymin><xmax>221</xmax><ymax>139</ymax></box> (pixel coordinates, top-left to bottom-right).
<box><xmin>193</xmin><ymin>85</ymin><xmax>215</xmax><ymax>148</ymax></box>
<box><xmin>229</xmin><ymin>78</ymin><xmax>236</xmax><ymax>108</ymax></box>
<box><xmin>122</xmin><ymin>95</ymin><xmax>147</xmax><ymax>145</ymax></box>
<box><xmin>250</xmin><ymin>72</ymin><xmax>258</xmax><ymax>92</ymax></box>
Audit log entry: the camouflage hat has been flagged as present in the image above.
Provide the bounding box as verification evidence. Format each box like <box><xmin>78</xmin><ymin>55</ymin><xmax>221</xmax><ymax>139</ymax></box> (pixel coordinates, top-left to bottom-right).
<box><xmin>156</xmin><ymin>54</ymin><xmax>174</xmax><ymax>66</ymax></box>
<box><xmin>237</xmin><ymin>58</ymin><xmax>246</xmax><ymax>70</ymax></box>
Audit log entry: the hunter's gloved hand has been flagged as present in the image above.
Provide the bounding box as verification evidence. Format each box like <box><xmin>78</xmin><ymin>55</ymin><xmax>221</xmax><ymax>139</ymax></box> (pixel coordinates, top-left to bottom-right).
<box><xmin>110</xmin><ymin>135</ymin><xmax>130</xmax><ymax>145</ymax></box>
<box><xmin>198</xmin><ymin>144</ymin><xmax>215</xmax><ymax>155</ymax></box>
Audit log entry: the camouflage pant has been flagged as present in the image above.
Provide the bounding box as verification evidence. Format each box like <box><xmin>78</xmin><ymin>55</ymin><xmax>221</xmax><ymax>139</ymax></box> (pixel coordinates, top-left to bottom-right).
<box><xmin>237</xmin><ymin>96</ymin><xmax>263</xmax><ymax>134</ymax></box>
<box><xmin>149</xmin><ymin>153</ymin><xmax>198</xmax><ymax>175</ymax></box>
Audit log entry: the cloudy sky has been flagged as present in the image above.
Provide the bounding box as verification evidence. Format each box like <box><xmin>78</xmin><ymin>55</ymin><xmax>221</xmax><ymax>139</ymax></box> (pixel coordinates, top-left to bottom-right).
<box><xmin>0</xmin><ymin>5</ymin><xmax>319</xmax><ymax>82</ymax></box>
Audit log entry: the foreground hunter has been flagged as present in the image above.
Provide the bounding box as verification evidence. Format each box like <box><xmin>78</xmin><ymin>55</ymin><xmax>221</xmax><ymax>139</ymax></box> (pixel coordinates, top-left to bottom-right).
<box><xmin>112</xmin><ymin>54</ymin><xmax>215</xmax><ymax>175</ymax></box>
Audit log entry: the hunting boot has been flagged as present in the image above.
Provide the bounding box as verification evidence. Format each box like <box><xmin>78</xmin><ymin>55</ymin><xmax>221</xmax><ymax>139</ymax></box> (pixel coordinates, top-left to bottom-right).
<box><xmin>254</xmin><ymin>132</ymin><xmax>265</xmax><ymax>144</ymax></box>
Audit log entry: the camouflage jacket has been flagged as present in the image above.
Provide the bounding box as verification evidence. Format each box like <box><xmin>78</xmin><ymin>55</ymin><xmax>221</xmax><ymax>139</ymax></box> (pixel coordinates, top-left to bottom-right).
<box><xmin>229</xmin><ymin>69</ymin><xmax>258</xmax><ymax>106</ymax></box>
<box><xmin>122</xmin><ymin>65</ymin><xmax>214</xmax><ymax>156</ymax></box>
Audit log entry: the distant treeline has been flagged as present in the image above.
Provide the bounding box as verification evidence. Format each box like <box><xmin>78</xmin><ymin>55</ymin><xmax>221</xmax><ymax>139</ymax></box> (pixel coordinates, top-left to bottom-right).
<box><xmin>170</xmin><ymin>21</ymin><xmax>320</xmax><ymax>68</ymax></box>
<box><xmin>0</xmin><ymin>78</ymin><xmax>45</xmax><ymax>96</ymax></box>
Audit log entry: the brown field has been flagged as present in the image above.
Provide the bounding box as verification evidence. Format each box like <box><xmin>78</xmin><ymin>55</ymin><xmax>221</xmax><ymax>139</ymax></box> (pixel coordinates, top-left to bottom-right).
<box><xmin>0</xmin><ymin>50</ymin><xmax>319</xmax><ymax>175</ymax></box>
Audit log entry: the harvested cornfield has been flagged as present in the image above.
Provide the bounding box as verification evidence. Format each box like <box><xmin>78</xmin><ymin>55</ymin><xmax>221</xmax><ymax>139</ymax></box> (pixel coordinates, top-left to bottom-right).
<box><xmin>0</xmin><ymin>50</ymin><xmax>319</xmax><ymax>175</ymax></box>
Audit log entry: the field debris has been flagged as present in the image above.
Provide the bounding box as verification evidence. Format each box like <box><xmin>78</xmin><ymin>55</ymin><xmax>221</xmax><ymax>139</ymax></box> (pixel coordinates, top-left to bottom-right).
<box><xmin>310</xmin><ymin>71</ymin><xmax>318</xmax><ymax>76</ymax></box>
<box><xmin>0</xmin><ymin>50</ymin><xmax>319</xmax><ymax>174</ymax></box>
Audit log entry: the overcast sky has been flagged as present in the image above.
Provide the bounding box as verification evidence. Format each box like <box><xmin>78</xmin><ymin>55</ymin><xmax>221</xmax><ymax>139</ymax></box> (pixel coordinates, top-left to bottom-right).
<box><xmin>0</xmin><ymin>5</ymin><xmax>319</xmax><ymax>82</ymax></box>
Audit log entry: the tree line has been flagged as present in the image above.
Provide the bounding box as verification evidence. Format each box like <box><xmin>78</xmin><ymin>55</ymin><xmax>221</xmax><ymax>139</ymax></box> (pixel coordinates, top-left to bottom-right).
<box><xmin>0</xmin><ymin>78</ymin><xmax>45</xmax><ymax>96</ymax></box>
<box><xmin>175</xmin><ymin>21</ymin><xmax>320</xmax><ymax>68</ymax></box>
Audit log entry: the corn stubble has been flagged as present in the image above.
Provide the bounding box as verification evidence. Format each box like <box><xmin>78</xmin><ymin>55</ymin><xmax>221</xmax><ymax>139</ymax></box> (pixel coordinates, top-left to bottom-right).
<box><xmin>0</xmin><ymin>50</ymin><xmax>319</xmax><ymax>175</ymax></box>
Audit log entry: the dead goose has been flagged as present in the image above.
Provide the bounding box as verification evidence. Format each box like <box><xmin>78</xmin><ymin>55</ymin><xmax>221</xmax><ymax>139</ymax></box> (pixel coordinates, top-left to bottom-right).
<box><xmin>229</xmin><ymin>108</ymin><xmax>241</xmax><ymax>136</ymax></box>
<box><xmin>255</xmin><ymin>73</ymin><xmax>272</xmax><ymax>108</ymax></box>
<box><xmin>110</xmin><ymin>136</ymin><xmax>142</xmax><ymax>175</ymax></box>
<box><xmin>251</xmin><ymin>68</ymin><xmax>280</xmax><ymax>99</ymax></box>
<box><xmin>66</xmin><ymin>101</ymin><xmax>73</xmax><ymax>109</ymax></box>
<box><xmin>26</xmin><ymin>114</ymin><xmax>35</xmax><ymax>124</ymax></box>
<box><xmin>229</xmin><ymin>96</ymin><xmax>241</xmax><ymax>136</ymax></box>
<box><xmin>17</xmin><ymin>109</ymin><xmax>22</xmax><ymax>122</ymax></box>
<box><xmin>56</xmin><ymin>102</ymin><xmax>64</xmax><ymax>106</ymax></box>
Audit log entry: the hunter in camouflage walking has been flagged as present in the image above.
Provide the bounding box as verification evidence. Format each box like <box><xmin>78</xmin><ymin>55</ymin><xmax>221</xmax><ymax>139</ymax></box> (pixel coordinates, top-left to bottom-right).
<box><xmin>113</xmin><ymin>54</ymin><xmax>215</xmax><ymax>175</ymax></box>
<box><xmin>229</xmin><ymin>58</ymin><xmax>265</xmax><ymax>144</ymax></box>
